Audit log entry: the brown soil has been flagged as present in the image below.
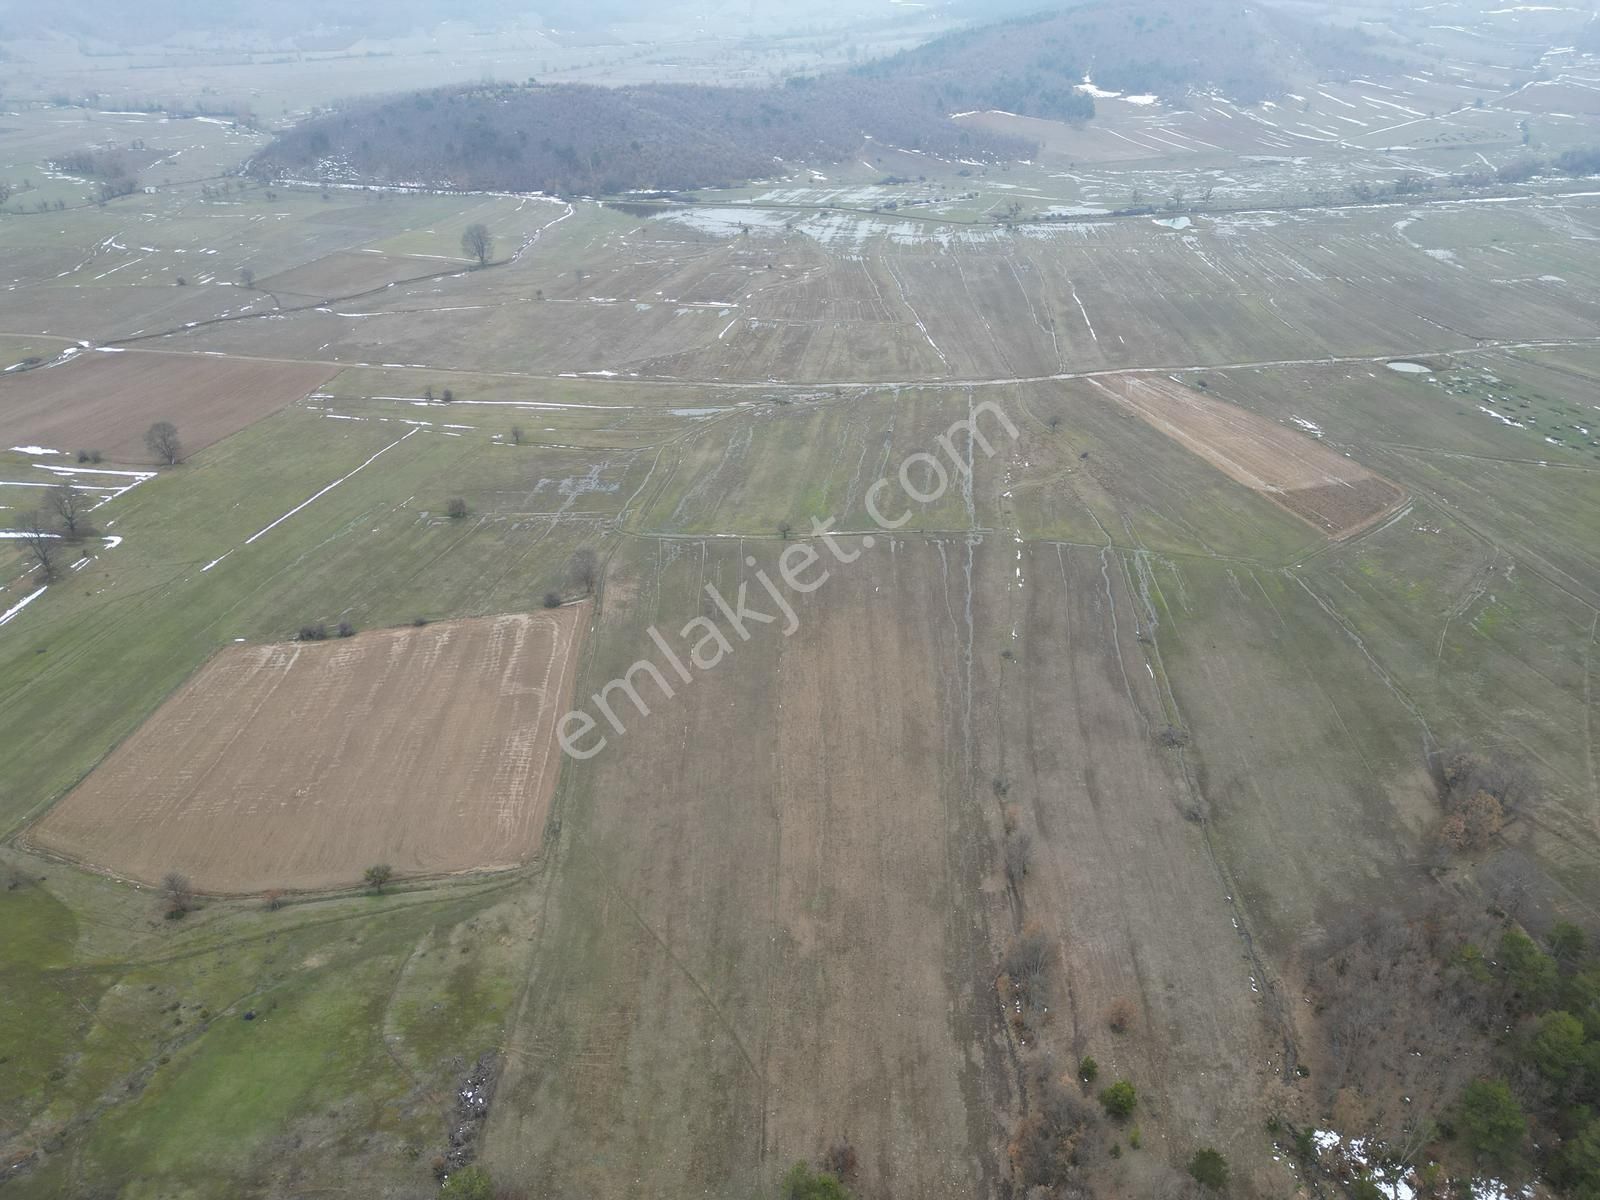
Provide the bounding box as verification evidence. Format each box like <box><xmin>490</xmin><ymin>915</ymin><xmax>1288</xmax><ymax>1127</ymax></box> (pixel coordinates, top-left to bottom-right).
<box><xmin>1089</xmin><ymin>373</ymin><xmax>1405</xmax><ymax>536</ymax></box>
<box><xmin>27</xmin><ymin>611</ymin><xmax>585</xmax><ymax>893</ymax></box>
<box><xmin>0</xmin><ymin>350</ymin><xmax>333</xmax><ymax>464</ymax></box>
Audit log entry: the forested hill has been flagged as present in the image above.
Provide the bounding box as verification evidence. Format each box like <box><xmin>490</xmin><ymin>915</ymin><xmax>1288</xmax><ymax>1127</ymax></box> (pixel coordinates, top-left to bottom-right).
<box><xmin>255</xmin><ymin>78</ymin><xmax>1038</xmax><ymax>196</ymax></box>
<box><xmin>255</xmin><ymin>0</ymin><xmax>1393</xmax><ymax>195</ymax></box>
<box><xmin>864</xmin><ymin>0</ymin><xmax>1394</xmax><ymax>111</ymax></box>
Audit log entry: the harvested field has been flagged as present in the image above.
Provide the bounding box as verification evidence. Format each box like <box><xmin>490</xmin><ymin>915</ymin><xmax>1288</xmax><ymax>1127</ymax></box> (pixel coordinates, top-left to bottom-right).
<box><xmin>27</xmin><ymin>611</ymin><xmax>585</xmax><ymax>893</ymax></box>
<box><xmin>1088</xmin><ymin>373</ymin><xmax>1405</xmax><ymax>537</ymax></box>
<box><xmin>0</xmin><ymin>350</ymin><xmax>334</xmax><ymax>463</ymax></box>
<box><xmin>255</xmin><ymin>250</ymin><xmax>459</xmax><ymax>300</ymax></box>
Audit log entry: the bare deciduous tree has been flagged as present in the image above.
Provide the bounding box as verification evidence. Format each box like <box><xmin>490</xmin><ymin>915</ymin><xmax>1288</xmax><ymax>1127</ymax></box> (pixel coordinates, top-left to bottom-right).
<box><xmin>48</xmin><ymin>483</ymin><xmax>87</xmax><ymax>539</ymax></box>
<box><xmin>569</xmin><ymin>547</ymin><xmax>599</xmax><ymax>596</ymax></box>
<box><xmin>1106</xmin><ymin>996</ymin><xmax>1136</xmax><ymax>1034</ymax></box>
<box><xmin>162</xmin><ymin>871</ymin><xmax>194</xmax><ymax>915</ymax></box>
<box><xmin>461</xmin><ymin>223</ymin><xmax>493</xmax><ymax>267</ymax></box>
<box><xmin>20</xmin><ymin>509</ymin><xmax>58</xmax><ymax>580</ymax></box>
<box><xmin>145</xmin><ymin>420</ymin><xmax>182</xmax><ymax>466</ymax></box>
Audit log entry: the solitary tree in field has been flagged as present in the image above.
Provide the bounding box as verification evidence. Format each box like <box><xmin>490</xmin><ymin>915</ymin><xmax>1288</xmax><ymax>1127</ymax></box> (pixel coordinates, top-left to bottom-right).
<box><xmin>47</xmin><ymin>483</ymin><xmax>87</xmax><ymax>538</ymax></box>
<box><xmin>20</xmin><ymin>510</ymin><xmax>57</xmax><ymax>580</ymax></box>
<box><xmin>162</xmin><ymin>871</ymin><xmax>194</xmax><ymax>916</ymax></box>
<box><xmin>363</xmin><ymin>863</ymin><xmax>394</xmax><ymax>894</ymax></box>
<box><xmin>461</xmin><ymin>223</ymin><xmax>493</xmax><ymax>267</ymax></box>
<box><xmin>568</xmin><ymin>547</ymin><xmax>599</xmax><ymax>596</ymax></box>
<box><xmin>145</xmin><ymin>420</ymin><xmax>182</xmax><ymax>466</ymax></box>
<box><xmin>238</xmin><ymin>266</ymin><xmax>255</xmax><ymax>288</ymax></box>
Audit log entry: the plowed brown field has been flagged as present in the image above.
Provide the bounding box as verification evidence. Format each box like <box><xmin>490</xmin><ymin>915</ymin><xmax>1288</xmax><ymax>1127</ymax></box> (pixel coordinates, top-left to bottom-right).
<box><xmin>1089</xmin><ymin>373</ymin><xmax>1405</xmax><ymax>536</ymax></box>
<box><xmin>28</xmin><ymin>610</ymin><xmax>585</xmax><ymax>892</ymax></box>
<box><xmin>0</xmin><ymin>350</ymin><xmax>334</xmax><ymax>463</ymax></box>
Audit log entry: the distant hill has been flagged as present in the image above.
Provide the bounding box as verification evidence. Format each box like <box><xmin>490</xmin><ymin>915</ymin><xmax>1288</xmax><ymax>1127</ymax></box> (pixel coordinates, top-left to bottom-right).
<box><xmin>254</xmin><ymin>0</ymin><xmax>1394</xmax><ymax>195</ymax></box>
<box><xmin>862</xmin><ymin>0</ymin><xmax>1394</xmax><ymax>110</ymax></box>
<box><xmin>254</xmin><ymin>78</ymin><xmax>1037</xmax><ymax>196</ymax></box>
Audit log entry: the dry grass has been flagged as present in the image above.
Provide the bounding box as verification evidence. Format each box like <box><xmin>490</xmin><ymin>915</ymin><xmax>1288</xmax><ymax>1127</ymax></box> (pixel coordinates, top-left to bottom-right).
<box><xmin>27</xmin><ymin>611</ymin><xmax>585</xmax><ymax>892</ymax></box>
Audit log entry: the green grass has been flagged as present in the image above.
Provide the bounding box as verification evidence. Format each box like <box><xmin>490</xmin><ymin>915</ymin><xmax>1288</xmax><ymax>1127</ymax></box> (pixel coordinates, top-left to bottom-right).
<box><xmin>2</xmin><ymin>856</ymin><xmax>530</xmax><ymax>1198</ymax></box>
<box><xmin>0</xmin><ymin>403</ymin><xmax>617</xmax><ymax>836</ymax></box>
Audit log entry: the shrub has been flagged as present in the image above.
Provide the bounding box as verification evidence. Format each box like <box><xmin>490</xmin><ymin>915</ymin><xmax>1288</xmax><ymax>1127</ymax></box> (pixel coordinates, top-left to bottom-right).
<box><xmin>542</xmin><ymin>591</ymin><xmax>563</xmax><ymax>609</ymax></box>
<box><xmin>262</xmin><ymin>889</ymin><xmax>284</xmax><ymax>911</ymax></box>
<box><xmin>363</xmin><ymin>863</ymin><xmax>394</xmax><ymax>894</ymax></box>
<box><xmin>1107</xmin><ymin>996</ymin><xmax>1135</xmax><ymax>1033</ymax></box>
<box><xmin>336</xmin><ymin>621</ymin><xmax>355</xmax><ymax>638</ymax></box>
<box><xmin>1004</xmin><ymin>828</ymin><xmax>1033</xmax><ymax>887</ymax></box>
<box><xmin>297</xmin><ymin>623</ymin><xmax>327</xmax><ymax>641</ymax></box>
<box><xmin>1078</xmin><ymin>1055</ymin><xmax>1098</xmax><ymax>1084</ymax></box>
<box><xmin>1189</xmin><ymin>1147</ymin><xmax>1228</xmax><ymax>1189</ymax></box>
<box><xmin>1008</xmin><ymin>1057</ymin><xmax>1091</xmax><ymax>1190</ymax></box>
<box><xmin>1099</xmin><ymin>1080</ymin><xmax>1137</xmax><ymax>1119</ymax></box>
<box><xmin>822</xmin><ymin>1138</ymin><xmax>857</xmax><ymax>1179</ymax></box>
<box><xmin>779</xmin><ymin>1161</ymin><xmax>851</xmax><ymax>1199</ymax></box>
<box><xmin>440</xmin><ymin>1165</ymin><xmax>494</xmax><ymax>1200</ymax></box>
<box><xmin>412</xmin><ymin>615</ymin><xmax>429</xmax><ymax>627</ymax></box>
<box><xmin>446</xmin><ymin>497</ymin><xmax>468</xmax><ymax>519</ymax></box>
<box><xmin>999</xmin><ymin>928</ymin><xmax>1053</xmax><ymax>1027</ymax></box>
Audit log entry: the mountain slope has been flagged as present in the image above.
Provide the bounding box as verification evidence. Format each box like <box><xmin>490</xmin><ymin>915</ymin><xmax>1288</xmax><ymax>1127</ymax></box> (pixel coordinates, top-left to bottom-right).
<box><xmin>254</xmin><ymin>0</ymin><xmax>1393</xmax><ymax>195</ymax></box>
<box><xmin>859</xmin><ymin>0</ymin><xmax>1393</xmax><ymax>109</ymax></box>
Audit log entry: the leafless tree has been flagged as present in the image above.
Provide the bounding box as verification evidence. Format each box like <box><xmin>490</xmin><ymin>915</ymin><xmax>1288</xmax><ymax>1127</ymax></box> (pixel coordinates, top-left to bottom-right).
<box><xmin>1002</xmin><ymin>926</ymin><xmax>1053</xmax><ymax>1004</ymax></box>
<box><xmin>461</xmin><ymin>223</ymin><xmax>493</xmax><ymax>267</ymax></box>
<box><xmin>47</xmin><ymin>483</ymin><xmax>88</xmax><ymax>538</ymax></box>
<box><xmin>569</xmin><ymin>547</ymin><xmax>599</xmax><ymax>596</ymax></box>
<box><xmin>1106</xmin><ymin>996</ymin><xmax>1136</xmax><ymax>1034</ymax></box>
<box><xmin>145</xmin><ymin>420</ymin><xmax>182</xmax><ymax>466</ymax></box>
<box><xmin>162</xmin><ymin>871</ymin><xmax>194</xmax><ymax>915</ymax></box>
<box><xmin>823</xmin><ymin>1138</ymin><xmax>858</xmax><ymax>1181</ymax></box>
<box><xmin>19</xmin><ymin>509</ymin><xmax>58</xmax><ymax>580</ymax></box>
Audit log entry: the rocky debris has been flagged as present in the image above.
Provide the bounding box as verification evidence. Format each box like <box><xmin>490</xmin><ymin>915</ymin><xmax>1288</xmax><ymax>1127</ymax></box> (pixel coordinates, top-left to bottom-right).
<box><xmin>438</xmin><ymin>1053</ymin><xmax>498</xmax><ymax>1177</ymax></box>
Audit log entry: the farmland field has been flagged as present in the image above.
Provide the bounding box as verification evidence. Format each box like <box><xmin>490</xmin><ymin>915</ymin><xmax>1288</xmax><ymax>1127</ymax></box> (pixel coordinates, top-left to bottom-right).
<box><xmin>2</xmin><ymin>3</ymin><xmax>1600</xmax><ymax>1199</ymax></box>
<box><xmin>27</xmin><ymin>611</ymin><xmax>585</xmax><ymax>892</ymax></box>
<box><xmin>0</xmin><ymin>350</ymin><xmax>335</xmax><ymax>463</ymax></box>
<box><xmin>1086</xmin><ymin>373</ymin><xmax>1407</xmax><ymax>536</ymax></box>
